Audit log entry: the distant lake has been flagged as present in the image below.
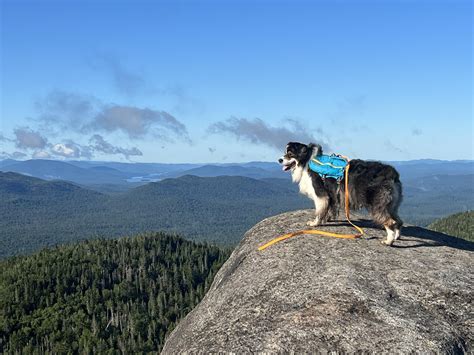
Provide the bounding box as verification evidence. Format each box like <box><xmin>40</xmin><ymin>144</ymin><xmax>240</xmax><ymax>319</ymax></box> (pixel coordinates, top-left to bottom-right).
<box><xmin>126</xmin><ymin>173</ymin><xmax>163</xmax><ymax>183</ymax></box>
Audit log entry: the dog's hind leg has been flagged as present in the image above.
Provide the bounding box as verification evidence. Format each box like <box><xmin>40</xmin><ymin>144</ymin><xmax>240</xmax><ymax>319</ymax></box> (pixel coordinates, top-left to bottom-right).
<box><xmin>371</xmin><ymin>208</ymin><xmax>403</xmax><ymax>246</ymax></box>
<box><xmin>382</xmin><ymin>215</ymin><xmax>403</xmax><ymax>245</ymax></box>
<box><xmin>370</xmin><ymin>180</ymin><xmax>404</xmax><ymax>246</ymax></box>
<box><xmin>390</xmin><ymin>183</ymin><xmax>403</xmax><ymax>241</ymax></box>
<box><xmin>370</xmin><ymin>209</ymin><xmax>398</xmax><ymax>246</ymax></box>
<box><xmin>393</xmin><ymin>214</ymin><xmax>403</xmax><ymax>240</ymax></box>
<box><xmin>370</xmin><ymin>207</ymin><xmax>402</xmax><ymax>246</ymax></box>
<box><xmin>382</xmin><ymin>222</ymin><xmax>397</xmax><ymax>246</ymax></box>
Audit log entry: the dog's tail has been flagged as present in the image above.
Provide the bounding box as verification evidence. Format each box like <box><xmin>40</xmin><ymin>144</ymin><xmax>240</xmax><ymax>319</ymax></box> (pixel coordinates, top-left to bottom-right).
<box><xmin>390</xmin><ymin>166</ymin><xmax>403</xmax><ymax>207</ymax></box>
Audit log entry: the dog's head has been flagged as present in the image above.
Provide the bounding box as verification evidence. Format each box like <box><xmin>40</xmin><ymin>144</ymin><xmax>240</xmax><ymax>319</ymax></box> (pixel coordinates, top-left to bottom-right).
<box><xmin>278</xmin><ymin>142</ymin><xmax>322</xmax><ymax>172</ymax></box>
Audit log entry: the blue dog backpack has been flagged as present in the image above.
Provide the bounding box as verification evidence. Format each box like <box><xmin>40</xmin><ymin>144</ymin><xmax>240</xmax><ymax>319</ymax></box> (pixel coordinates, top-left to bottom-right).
<box><xmin>308</xmin><ymin>154</ymin><xmax>348</xmax><ymax>180</ymax></box>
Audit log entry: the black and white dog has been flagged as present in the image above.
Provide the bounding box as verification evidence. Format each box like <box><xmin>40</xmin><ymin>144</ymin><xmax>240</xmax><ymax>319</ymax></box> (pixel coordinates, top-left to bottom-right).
<box><xmin>279</xmin><ymin>142</ymin><xmax>403</xmax><ymax>246</ymax></box>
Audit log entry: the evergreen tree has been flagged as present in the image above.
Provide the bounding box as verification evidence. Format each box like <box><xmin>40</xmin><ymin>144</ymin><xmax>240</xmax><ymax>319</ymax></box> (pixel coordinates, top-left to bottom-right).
<box><xmin>428</xmin><ymin>210</ymin><xmax>473</xmax><ymax>241</ymax></box>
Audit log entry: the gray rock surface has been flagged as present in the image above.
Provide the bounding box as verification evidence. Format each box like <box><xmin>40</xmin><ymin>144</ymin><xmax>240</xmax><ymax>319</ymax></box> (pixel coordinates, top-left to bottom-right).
<box><xmin>163</xmin><ymin>210</ymin><xmax>474</xmax><ymax>353</ymax></box>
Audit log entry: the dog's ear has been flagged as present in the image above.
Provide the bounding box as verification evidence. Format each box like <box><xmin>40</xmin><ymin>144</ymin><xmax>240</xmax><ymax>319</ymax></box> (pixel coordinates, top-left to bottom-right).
<box><xmin>308</xmin><ymin>143</ymin><xmax>322</xmax><ymax>156</ymax></box>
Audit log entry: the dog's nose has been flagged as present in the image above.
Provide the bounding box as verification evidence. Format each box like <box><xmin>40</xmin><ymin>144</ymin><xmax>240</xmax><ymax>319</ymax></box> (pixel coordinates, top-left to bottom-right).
<box><xmin>278</xmin><ymin>158</ymin><xmax>283</xmax><ymax>164</ymax></box>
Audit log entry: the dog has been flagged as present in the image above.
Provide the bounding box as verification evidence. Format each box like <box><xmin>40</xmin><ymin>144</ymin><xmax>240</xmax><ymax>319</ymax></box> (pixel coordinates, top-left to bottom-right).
<box><xmin>279</xmin><ymin>142</ymin><xmax>403</xmax><ymax>246</ymax></box>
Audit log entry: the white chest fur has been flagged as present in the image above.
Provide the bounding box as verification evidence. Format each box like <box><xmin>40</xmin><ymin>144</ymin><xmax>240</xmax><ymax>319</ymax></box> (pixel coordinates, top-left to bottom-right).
<box><xmin>294</xmin><ymin>168</ymin><xmax>317</xmax><ymax>201</ymax></box>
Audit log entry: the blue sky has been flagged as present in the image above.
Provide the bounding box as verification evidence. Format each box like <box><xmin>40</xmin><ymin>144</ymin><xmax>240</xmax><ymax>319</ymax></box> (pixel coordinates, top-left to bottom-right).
<box><xmin>1</xmin><ymin>0</ymin><xmax>472</xmax><ymax>163</ymax></box>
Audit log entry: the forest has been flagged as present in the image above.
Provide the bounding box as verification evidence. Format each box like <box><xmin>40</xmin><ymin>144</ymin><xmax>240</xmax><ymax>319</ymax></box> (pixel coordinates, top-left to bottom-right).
<box><xmin>0</xmin><ymin>172</ymin><xmax>311</xmax><ymax>258</ymax></box>
<box><xmin>428</xmin><ymin>210</ymin><xmax>473</xmax><ymax>241</ymax></box>
<box><xmin>0</xmin><ymin>233</ymin><xmax>230</xmax><ymax>353</ymax></box>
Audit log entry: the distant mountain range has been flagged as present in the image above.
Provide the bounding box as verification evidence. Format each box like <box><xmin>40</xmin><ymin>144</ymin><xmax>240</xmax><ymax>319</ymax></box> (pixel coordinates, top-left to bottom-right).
<box><xmin>0</xmin><ymin>159</ymin><xmax>288</xmax><ymax>188</ymax></box>
<box><xmin>158</xmin><ymin>164</ymin><xmax>287</xmax><ymax>180</ymax></box>
<box><xmin>1</xmin><ymin>158</ymin><xmax>473</xmax><ymax>258</ymax></box>
<box><xmin>0</xmin><ymin>172</ymin><xmax>311</xmax><ymax>259</ymax></box>
<box><xmin>390</xmin><ymin>160</ymin><xmax>474</xmax><ymax>180</ymax></box>
<box><xmin>2</xmin><ymin>158</ymin><xmax>473</xmax><ymax>189</ymax></box>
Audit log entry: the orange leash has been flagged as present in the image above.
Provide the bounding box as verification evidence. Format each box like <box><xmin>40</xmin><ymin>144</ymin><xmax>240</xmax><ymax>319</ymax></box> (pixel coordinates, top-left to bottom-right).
<box><xmin>258</xmin><ymin>163</ymin><xmax>363</xmax><ymax>251</ymax></box>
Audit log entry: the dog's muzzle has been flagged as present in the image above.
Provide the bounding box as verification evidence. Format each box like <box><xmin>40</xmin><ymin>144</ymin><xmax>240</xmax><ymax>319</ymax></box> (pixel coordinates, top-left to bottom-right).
<box><xmin>279</xmin><ymin>157</ymin><xmax>296</xmax><ymax>171</ymax></box>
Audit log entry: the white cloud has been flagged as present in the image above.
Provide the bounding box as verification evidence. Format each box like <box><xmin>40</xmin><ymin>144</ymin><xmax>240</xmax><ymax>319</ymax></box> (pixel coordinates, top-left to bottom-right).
<box><xmin>52</xmin><ymin>143</ymin><xmax>76</xmax><ymax>157</ymax></box>
<box><xmin>50</xmin><ymin>142</ymin><xmax>93</xmax><ymax>159</ymax></box>
<box><xmin>32</xmin><ymin>150</ymin><xmax>51</xmax><ymax>159</ymax></box>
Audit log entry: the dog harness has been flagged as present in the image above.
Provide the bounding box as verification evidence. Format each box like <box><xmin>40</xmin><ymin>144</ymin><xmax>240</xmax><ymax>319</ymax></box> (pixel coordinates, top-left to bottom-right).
<box><xmin>308</xmin><ymin>154</ymin><xmax>348</xmax><ymax>181</ymax></box>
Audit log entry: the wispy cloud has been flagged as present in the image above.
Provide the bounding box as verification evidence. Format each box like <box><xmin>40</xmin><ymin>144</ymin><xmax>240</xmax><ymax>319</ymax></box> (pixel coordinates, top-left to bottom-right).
<box><xmin>33</xmin><ymin>90</ymin><xmax>191</xmax><ymax>142</ymax></box>
<box><xmin>91</xmin><ymin>105</ymin><xmax>190</xmax><ymax>141</ymax></box>
<box><xmin>89</xmin><ymin>53</ymin><xmax>147</xmax><ymax>97</ymax></box>
<box><xmin>0</xmin><ymin>151</ymin><xmax>27</xmax><ymax>159</ymax></box>
<box><xmin>0</xmin><ymin>133</ymin><xmax>11</xmax><ymax>142</ymax></box>
<box><xmin>89</xmin><ymin>134</ymin><xmax>142</xmax><ymax>159</ymax></box>
<box><xmin>89</xmin><ymin>53</ymin><xmax>205</xmax><ymax>114</ymax></box>
<box><xmin>164</xmin><ymin>85</ymin><xmax>206</xmax><ymax>115</ymax></box>
<box><xmin>4</xmin><ymin>51</ymin><xmax>197</xmax><ymax>161</ymax></box>
<box><xmin>208</xmin><ymin>117</ymin><xmax>328</xmax><ymax>151</ymax></box>
<box><xmin>384</xmin><ymin>139</ymin><xmax>406</xmax><ymax>154</ymax></box>
<box><xmin>14</xmin><ymin>127</ymin><xmax>48</xmax><ymax>150</ymax></box>
<box><xmin>328</xmin><ymin>96</ymin><xmax>367</xmax><ymax>124</ymax></box>
<box><xmin>34</xmin><ymin>90</ymin><xmax>99</xmax><ymax>131</ymax></box>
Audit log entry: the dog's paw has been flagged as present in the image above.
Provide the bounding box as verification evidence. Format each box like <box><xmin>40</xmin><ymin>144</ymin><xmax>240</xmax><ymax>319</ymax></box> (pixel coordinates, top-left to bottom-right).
<box><xmin>381</xmin><ymin>239</ymin><xmax>394</xmax><ymax>246</ymax></box>
<box><xmin>307</xmin><ymin>219</ymin><xmax>320</xmax><ymax>227</ymax></box>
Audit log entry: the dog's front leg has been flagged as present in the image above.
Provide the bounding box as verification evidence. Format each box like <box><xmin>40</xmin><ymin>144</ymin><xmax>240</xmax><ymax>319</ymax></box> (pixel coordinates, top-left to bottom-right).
<box><xmin>307</xmin><ymin>195</ymin><xmax>329</xmax><ymax>227</ymax></box>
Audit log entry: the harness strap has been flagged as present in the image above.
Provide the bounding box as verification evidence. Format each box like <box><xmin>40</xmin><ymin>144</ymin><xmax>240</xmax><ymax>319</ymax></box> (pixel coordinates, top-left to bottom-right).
<box><xmin>258</xmin><ymin>163</ymin><xmax>363</xmax><ymax>251</ymax></box>
<box><xmin>343</xmin><ymin>164</ymin><xmax>364</xmax><ymax>236</ymax></box>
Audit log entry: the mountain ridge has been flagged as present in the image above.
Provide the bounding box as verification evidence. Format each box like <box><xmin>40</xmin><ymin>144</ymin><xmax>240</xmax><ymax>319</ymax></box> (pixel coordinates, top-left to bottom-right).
<box><xmin>2</xmin><ymin>159</ymin><xmax>473</xmax><ymax>187</ymax></box>
<box><xmin>0</xmin><ymin>173</ymin><xmax>311</xmax><ymax>258</ymax></box>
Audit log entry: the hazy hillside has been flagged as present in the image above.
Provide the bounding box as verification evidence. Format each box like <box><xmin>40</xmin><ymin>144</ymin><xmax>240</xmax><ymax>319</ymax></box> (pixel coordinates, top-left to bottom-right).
<box><xmin>391</xmin><ymin>160</ymin><xmax>473</xmax><ymax>180</ymax></box>
<box><xmin>160</xmin><ymin>164</ymin><xmax>288</xmax><ymax>179</ymax></box>
<box><xmin>0</xmin><ymin>172</ymin><xmax>106</xmax><ymax>258</ymax></box>
<box><xmin>1</xmin><ymin>160</ymin><xmax>129</xmax><ymax>185</ymax></box>
<box><xmin>0</xmin><ymin>159</ymin><xmax>18</xmax><ymax>168</ymax></box>
<box><xmin>428</xmin><ymin>211</ymin><xmax>473</xmax><ymax>241</ymax></box>
<box><xmin>0</xmin><ymin>173</ymin><xmax>311</xmax><ymax>258</ymax></box>
<box><xmin>0</xmin><ymin>233</ymin><xmax>230</xmax><ymax>353</ymax></box>
<box><xmin>0</xmin><ymin>171</ymin><xmax>101</xmax><ymax>200</ymax></box>
<box><xmin>400</xmin><ymin>174</ymin><xmax>474</xmax><ymax>226</ymax></box>
<box><xmin>68</xmin><ymin>160</ymin><xmax>200</xmax><ymax>174</ymax></box>
<box><xmin>403</xmin><ymin>173</ymin><xmax>473</xmax><ymax>192</ymax></box>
